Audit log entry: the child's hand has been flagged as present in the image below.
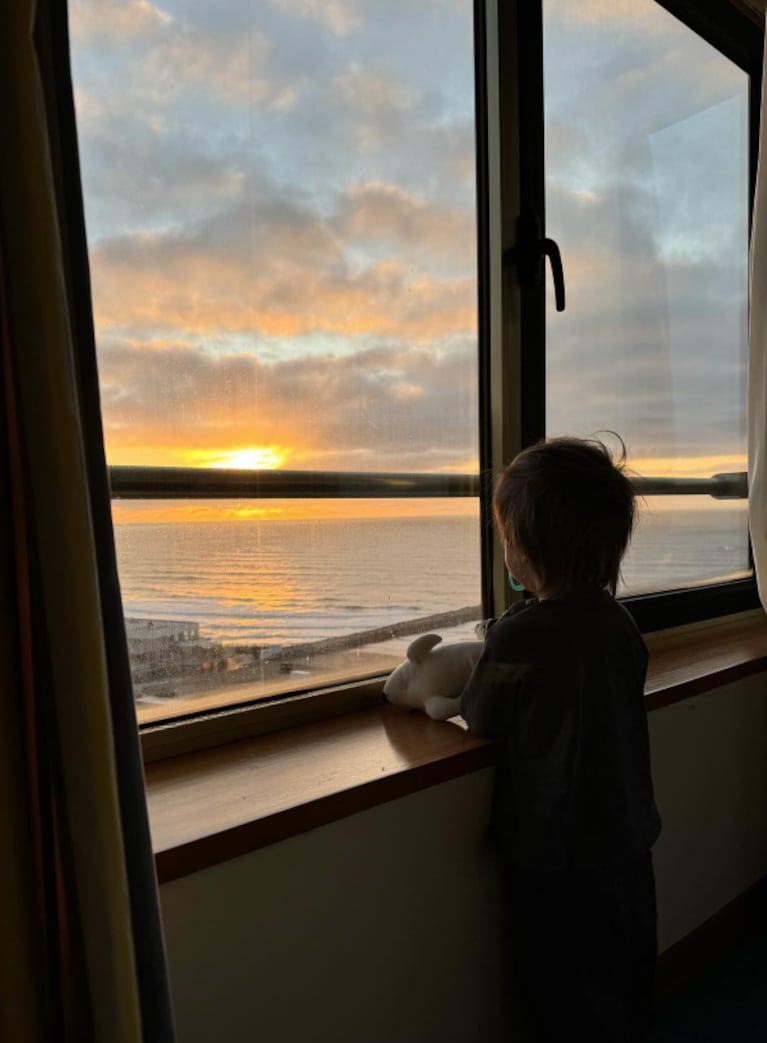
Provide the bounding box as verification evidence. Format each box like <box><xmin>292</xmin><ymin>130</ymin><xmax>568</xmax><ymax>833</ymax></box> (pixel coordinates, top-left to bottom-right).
<box><xmin>474</xmin><ymin>618</ymin><xmax>496</xmax><ymax>639</ymax></box>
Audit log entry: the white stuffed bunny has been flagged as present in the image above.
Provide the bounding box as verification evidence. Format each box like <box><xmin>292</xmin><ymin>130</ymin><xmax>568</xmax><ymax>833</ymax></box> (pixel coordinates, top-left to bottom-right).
<box><xmin>383</xmin><ymin>631</ymin><xmax>485</xmax><ymax>721</ymax></box>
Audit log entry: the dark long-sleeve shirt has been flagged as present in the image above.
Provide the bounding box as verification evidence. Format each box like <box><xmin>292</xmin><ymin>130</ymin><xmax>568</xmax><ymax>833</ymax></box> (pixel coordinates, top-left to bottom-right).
<box><xmin>461</xmin><ymin>590</ymin><xmax>661</xmax><ymax>871</ymax></box>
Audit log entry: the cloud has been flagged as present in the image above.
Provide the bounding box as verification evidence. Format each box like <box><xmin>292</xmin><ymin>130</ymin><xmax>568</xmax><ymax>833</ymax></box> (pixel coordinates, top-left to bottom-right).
<box><xmin>71</xmin><ymin>1</ymin><xmax>287</xmax><ymax>116</ymax></box>
<box><xmin>70</xmin><ymin>0</ymin><xmax>171</xmax><ymax>41</ymax></box>
<box><xmin>331</xmin><ymin>63</ymin><xmax>421</xmax><ymax>155</ymax></box>
<box><xmin>87</xmin><ymin>176</ymin><xmax>477</xmax><ymax>341</ymax></box>
<box><xmin>70</xmin><ymin>0</ymin><xmax>477</xmax><ymax>243</ymax></box>
<box><xmin>546</xmin><ymin>236</ymin><xmax>746</xmax><ymax>460</ymax></box>
<box><xmin>70</xmin><ymin>0</ymin><xmax>748</xmax><ymax>481</ymax></box>
<box><xmin>91</xmin><ymin>241</ymin><xmax>475</xmax><ymax>341</ymax></box>
<box><xmin>75</xmin><ymin>115</ymin><xmax>248</xmax><ymax>234</ymax></box>
<box><xmin>265</xmin><ymin>0</ymin><xmax>361</xmax><ymax>37</ymax></box>
<box><xmin>544</xmin><ymin>0</ymin><xmax>747</xmax><ymax>45</ymax></box>
<box><xmin>139</xmin><ymin>24</ymin><xmax>275</xmax><ymax>105</ymax></box>
<box><xmin>544</xmin><ymin>1</ymin><xmax>747</xmax><ymax>138</ymax></box>
<box><xmin>539</xmin><ymin>12</ymin><xmax>748</xmax><ymax>468</ymax></box>
<box><xmin>334</xmin><ymin>64</ymin><xmax>413</xmax><ymax>116</ymax></box>
<box><xmin>335</xmin><ymin>182</ymin><xmax>475</xmax><ymax>268</ymax></box>
<box><xmin>98</xmin><ymin>337</ymin><xmax>478</xmax><ymax>472</ymax></box>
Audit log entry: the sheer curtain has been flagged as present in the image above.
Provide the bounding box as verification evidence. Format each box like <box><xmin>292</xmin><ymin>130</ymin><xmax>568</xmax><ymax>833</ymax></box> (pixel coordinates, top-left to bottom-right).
<box><xmin>0</xmin><ymin>2</ymin><xmax>174</xmax><ymax>1039</ymax></box>
<box><xmin>750</xmin><ymin>24</ymin><xmax>767</xmax><ymax>610</ymax></box>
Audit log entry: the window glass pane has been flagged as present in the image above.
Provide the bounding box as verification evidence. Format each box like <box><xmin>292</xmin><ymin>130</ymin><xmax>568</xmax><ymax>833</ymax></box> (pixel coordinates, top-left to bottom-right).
<box><xmin>543</xmin><ymin>0</ymin><xmax>750</xmax><ymax>594</ymax></box>
<box><xmin>69</xmin><ymin>0</ymin><xmax>480</xmax><ymax>721</ymax></box>
<box><xmin>116</xmin><ymin>499</ymin><xmax>480</xmax><ymax>721</ymax></box>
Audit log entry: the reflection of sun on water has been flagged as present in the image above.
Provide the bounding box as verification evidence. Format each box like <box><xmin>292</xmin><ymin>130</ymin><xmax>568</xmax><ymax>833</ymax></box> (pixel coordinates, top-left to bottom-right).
<box><xmin>232</xmin><ymin>507</ymin><xmax>285</xmax><ymax>520</ymax></box>
<box><xmin>213</xmin><ymin>567</ymin><xmax>302</xmax><ymax>614</ymax></box>
<box><xmin>111</xmin><ymin>498</ymin><xmax>479</xmax><ymax>525</ymax></box>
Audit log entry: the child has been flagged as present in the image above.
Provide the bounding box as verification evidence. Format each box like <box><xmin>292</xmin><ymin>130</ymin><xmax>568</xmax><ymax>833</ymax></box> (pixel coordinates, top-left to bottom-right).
<box><xmin>461</xmin><ymin>436</ymin><xmax>661</xmax><ymax>1043</ymax></box>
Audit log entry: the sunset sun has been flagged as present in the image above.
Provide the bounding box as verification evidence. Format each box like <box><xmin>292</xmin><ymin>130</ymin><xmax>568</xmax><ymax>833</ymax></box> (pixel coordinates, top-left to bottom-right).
<box><xmin>214</xmin><ymin>447</ymin><xmax>287</xmax><ymax>470</ymax></box>
<box><xmin>182</xmin><ymin>446</ymin><xmax>289</xmax><ymax>470</ymax></box>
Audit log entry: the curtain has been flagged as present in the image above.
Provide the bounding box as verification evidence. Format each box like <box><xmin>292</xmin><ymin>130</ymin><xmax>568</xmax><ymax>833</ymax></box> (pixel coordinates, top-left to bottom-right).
<box><xmin>751</xmin><ymin>26</ymin><xmax>767</xmax><ymax>611</ymax></box>
<box><xmin>0</xmin><ymin>2</ymin><xmax>175</xmax><ymax>1040</ymax></box>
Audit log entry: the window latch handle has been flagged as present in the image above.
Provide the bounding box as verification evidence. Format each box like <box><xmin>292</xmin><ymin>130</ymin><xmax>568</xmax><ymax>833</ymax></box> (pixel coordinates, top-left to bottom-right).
<box><xmin>541</xmin><ymin>236</ymin><xmax>566</xmax><ymax>312</ymax></box>
<box><xmin>506</xmin><ymin>213</ymin><xmax>566</xmax><ymax>312</ymax></box>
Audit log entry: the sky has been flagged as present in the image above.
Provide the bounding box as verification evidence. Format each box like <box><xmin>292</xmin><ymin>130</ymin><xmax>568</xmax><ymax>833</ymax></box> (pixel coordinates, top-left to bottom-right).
<box><xmin>69</xmin><ymin>0</ymin><xmax>750</xmax><ymax>523</ymax></box>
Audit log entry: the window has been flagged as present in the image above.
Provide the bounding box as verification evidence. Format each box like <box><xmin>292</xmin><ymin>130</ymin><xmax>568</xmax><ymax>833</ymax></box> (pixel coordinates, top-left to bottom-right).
<box><xmin>490</xmin><ymin>0</ymin><xmax>761</xmax><ymax>631</ymax></box>
<box><xmin>544</xmin><ymin>0</ymin><xmax>750</xmax><ymax>598</ymax></box>
<box><xmin>68</xmin><ymin>0</ymin><xmax>762</xmax><ymax>730</ymax></box>
<box><xmin>70</xmin><ymin>0</ymin><xmax>481</xmax><ymax>724</ymax></box>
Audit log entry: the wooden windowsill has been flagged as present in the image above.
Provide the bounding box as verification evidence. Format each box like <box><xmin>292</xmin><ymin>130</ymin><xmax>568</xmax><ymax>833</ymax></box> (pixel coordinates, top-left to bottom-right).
<box><xmin>147</xmin><ymin>705</ymin><xmax>491</xmax><ymax>883</ymax></box>
<box><xmin>643</xmin><ymin>609</ymin><xmax>767</xmax><ymax>709</ymax></box>
<box><xmin>146</xmin><ymin>610</ymin><xmax>767</xmax><ymax>883</ymax></box>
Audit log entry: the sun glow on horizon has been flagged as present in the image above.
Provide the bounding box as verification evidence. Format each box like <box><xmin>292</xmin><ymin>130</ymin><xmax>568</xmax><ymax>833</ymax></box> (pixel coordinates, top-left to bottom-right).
<box><xmin>183</xmin><ymin>446</ymin><xmax>290</xmax><ymax>470</ymax></box>
<box><xmin>627</xmin><ymin>453</ymin><xmax>746</xmax><ymax>479</ymax></box>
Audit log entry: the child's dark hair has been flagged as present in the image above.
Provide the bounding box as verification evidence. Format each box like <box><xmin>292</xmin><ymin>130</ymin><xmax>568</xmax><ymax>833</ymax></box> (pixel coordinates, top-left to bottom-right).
<box><xmin>493</xmin><ymin>436</ymin><xmax>635</xmax><ymax>597</ymax></box>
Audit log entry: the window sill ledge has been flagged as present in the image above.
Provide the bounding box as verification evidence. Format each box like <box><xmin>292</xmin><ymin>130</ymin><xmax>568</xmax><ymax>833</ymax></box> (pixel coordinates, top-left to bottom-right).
<box><xmin>146</xmin><ymin>610</ymin><xmax>767</xmax><ymax>883</ymax></box>
<box><xmin>147</xmin><ymin>705</ymin><xmax>491</xmax><ymax>883</ymax></box>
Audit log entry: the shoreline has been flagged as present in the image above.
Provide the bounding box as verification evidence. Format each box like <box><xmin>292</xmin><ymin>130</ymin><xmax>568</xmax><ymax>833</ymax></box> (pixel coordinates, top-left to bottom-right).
<box><xmin>130</xmin><ymin>605</ymin><xmax>483</xmax><ymax>719</ymax></box>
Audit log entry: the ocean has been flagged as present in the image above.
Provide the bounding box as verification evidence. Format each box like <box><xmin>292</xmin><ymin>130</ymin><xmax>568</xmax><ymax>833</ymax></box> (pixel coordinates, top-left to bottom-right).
<box><xmin>112</xmin><ymin>503</ymin><xmax>751</xmax><ymax>651</ymax></box>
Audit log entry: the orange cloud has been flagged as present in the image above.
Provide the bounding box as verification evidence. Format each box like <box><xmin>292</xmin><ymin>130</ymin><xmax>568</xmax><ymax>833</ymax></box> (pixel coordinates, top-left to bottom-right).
<box><xmin>629</xmin><ymin>453</ymin><xmax>746</xmax><ymax>479</ymax></box>
<box><xmin>70</xmin><ymin>0</ymin><xmax>170</xmax><ymax>41</ymax></box>
<box><xmin>90</xmin><ymin>238</ymin><xmax>476</xmax><ymax>341</ymax></box>
<box><xmin>97</xmin><ymin>336</ymin><xmax>479</xmax><ymax>472</ymax></box>
<box><xmin>71</xmin><ymin>1</ymin><xmax>295</xmax><ymax>113</ymax></box>
<box><xmin>139</xmin><ymin>25</ymin><xmax>276</xmax><ymax>105</ymax></box>
<box><xmin>337</xmin><ymin>182</ymin><xmax>475</xmax><ymax>265</ymax></box>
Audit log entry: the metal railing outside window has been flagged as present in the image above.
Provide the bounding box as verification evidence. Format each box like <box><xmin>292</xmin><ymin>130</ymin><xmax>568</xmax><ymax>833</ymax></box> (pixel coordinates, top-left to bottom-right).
<box><xmin>109</xmin><ymin>467</ymin><xmax>748</xmax><ymax>502</ymax></box>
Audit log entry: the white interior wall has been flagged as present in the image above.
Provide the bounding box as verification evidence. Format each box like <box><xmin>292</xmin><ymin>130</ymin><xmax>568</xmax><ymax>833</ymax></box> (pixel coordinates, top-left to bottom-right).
<box><xmin>160</xmin><ymin>770</ymin><xmax>512</xmax><ymax>1043</ymax></box>
<box><xmin>649</xmin><ymin>672</ymin><xmax>767</xmax><ymax>950</ymax></box>
<box><xmin>160</xmin><ymin>671</ymin><xmax>767</xmax><ymax>1043</ymax></box>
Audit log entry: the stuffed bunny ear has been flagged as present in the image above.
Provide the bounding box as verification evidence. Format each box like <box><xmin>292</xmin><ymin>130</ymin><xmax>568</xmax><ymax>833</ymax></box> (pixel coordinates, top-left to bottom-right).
<box><xmin>406</xmin><ymin>633</ymin><xmax>442</xmax><ymax>663</ymax></box>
